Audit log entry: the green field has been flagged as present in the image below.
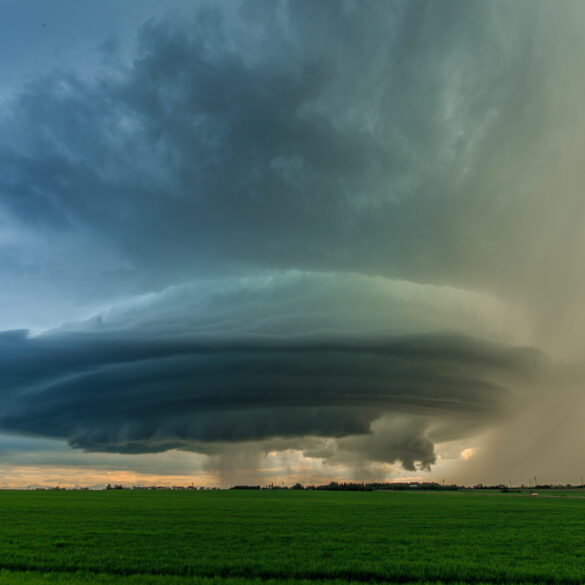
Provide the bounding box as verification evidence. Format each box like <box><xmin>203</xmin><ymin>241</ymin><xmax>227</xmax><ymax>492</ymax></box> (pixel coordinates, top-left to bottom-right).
<box><xmin>1</xmin><ymin>490</ymin><xmax>585</xmax><ymax>584</ymax></box>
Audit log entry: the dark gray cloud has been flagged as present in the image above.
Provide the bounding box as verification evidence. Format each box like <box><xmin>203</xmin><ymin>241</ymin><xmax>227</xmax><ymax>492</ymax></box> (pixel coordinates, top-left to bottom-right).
<box><xmin>0</xmin><ymin>312</ymin><xmax>541</xmax><ymax>469</ymax></box>
<box><xmin>302</xmin><ymin>416</ymin><xmax>438</xmax><ymax>472</ymax></box>
<box><xmin>1</xmin><ymin>0</ymin><xmax>584</xmax><ymax>479</ymax></box>
<box><xmin>2</xmin><ymin>0</ymin><xmax>584</xmax><ymax>311</ymax></box>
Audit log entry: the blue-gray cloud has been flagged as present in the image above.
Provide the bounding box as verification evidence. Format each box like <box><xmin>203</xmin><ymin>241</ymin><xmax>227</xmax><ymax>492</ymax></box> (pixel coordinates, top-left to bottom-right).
<box><xmin>2</xmin><ymin>0</ymin><xmax>583</xmax><ymax>309</ymax></box>
<box><xmin>0</xmin><ymin>274</ymin><xmax>542</xmax><ymax>470</ymax></box>
<box><xmin>0</xmin><ymin>0</ymin><xmax>583</xmax><ymax>476</ymax></box>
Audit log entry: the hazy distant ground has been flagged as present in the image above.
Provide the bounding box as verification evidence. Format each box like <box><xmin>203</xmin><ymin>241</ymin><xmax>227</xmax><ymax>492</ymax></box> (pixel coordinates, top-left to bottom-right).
<box><xmin>1</xmin><ymin>490</ymin><xmax>585</xmax><ymax>584</ymax></box>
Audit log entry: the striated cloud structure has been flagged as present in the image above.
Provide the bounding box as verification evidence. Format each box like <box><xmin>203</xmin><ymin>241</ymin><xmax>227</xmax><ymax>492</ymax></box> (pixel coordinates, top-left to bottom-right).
<box><xmin>0</xmin><ymin>275</ymin><xmax>542</xmax><ymax>470</ymax></box>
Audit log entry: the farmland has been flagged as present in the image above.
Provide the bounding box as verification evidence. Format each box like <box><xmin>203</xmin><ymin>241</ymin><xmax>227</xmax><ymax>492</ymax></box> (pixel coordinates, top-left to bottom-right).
<box><xmin>1</xmin><ymin>490</ymin><xmax>585</xmax><ymax>584</ymax></box>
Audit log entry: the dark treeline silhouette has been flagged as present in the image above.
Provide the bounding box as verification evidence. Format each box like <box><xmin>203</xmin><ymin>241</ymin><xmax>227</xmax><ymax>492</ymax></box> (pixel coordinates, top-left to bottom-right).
<box><xmin>28</xmin><ymin>481</ymin><xmax>585</xmax><ymax>492</ymax></box>
<box><xmin>231</xmin><ymin>481</ymin><xmax>460</xmax><ymax>491</ymax></box>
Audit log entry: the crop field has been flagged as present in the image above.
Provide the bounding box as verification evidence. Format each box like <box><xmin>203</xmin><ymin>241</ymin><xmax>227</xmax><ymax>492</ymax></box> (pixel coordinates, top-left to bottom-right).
<box><xmin>1</xmin><ymin>489</ymin><xmax>585</xmax><ymax>584</ymax></box>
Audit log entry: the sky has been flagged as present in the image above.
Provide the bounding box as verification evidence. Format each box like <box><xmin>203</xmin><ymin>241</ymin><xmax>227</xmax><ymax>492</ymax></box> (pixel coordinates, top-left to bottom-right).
<box><xmin>1</xmin><ymin>0</ymin><xmax>585</xmax><ymax>488</ymax></box>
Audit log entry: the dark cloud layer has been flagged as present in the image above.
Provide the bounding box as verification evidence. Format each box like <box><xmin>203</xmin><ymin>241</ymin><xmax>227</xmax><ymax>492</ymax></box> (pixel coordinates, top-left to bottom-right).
<box><xmin>2</xmin><ymin>0</ymin><xmax>583</xmax><ymax>306</ymax></box>
<box><xmin>0</xmin><ymin>0</ymin><xmax>583</xmax><ymax>479</ymax></box>
<box><xmin>0</xmin><ymin>321</ymin><xmax>540</xmax><ymax>469</ymax></box>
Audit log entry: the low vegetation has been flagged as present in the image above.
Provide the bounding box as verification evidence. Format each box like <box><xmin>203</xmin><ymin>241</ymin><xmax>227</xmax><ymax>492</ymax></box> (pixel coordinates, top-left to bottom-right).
<box><xmin>1</xmin><ymin>489</ymin><xmax>585</xmax><ymax>584</ymax></box>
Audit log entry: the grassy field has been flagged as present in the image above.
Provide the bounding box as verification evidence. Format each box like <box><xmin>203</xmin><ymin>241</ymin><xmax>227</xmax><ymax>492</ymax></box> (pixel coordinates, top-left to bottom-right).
<box><xmin>1</xmin><ymin>489</ymin><xmax>585</xmax><ymax>584</ymax></box>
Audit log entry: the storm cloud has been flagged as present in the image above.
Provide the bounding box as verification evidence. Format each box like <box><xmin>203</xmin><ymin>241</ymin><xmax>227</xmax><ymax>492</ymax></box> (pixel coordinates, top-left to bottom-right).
<box><xmin>0</xmin><ymin>0</ymin><xmax>584</xmax><ymax>483</ymax></box>
<box><xmin>3</xmin><ymin>1</ymin><xmax>584</xmax><ymax>307</ymax></box>
<box><xmin>0</xmin><ymin>274</ymin><xmax>542</xmax><ymax>470</ymax></box>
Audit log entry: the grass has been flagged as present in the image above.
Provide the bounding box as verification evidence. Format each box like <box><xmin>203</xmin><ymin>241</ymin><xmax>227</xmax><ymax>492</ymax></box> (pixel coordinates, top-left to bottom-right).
<box><xmin>1</xmin><ymin>489</ymin><xmax>585</xmax><ymax>584</ymax></box>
